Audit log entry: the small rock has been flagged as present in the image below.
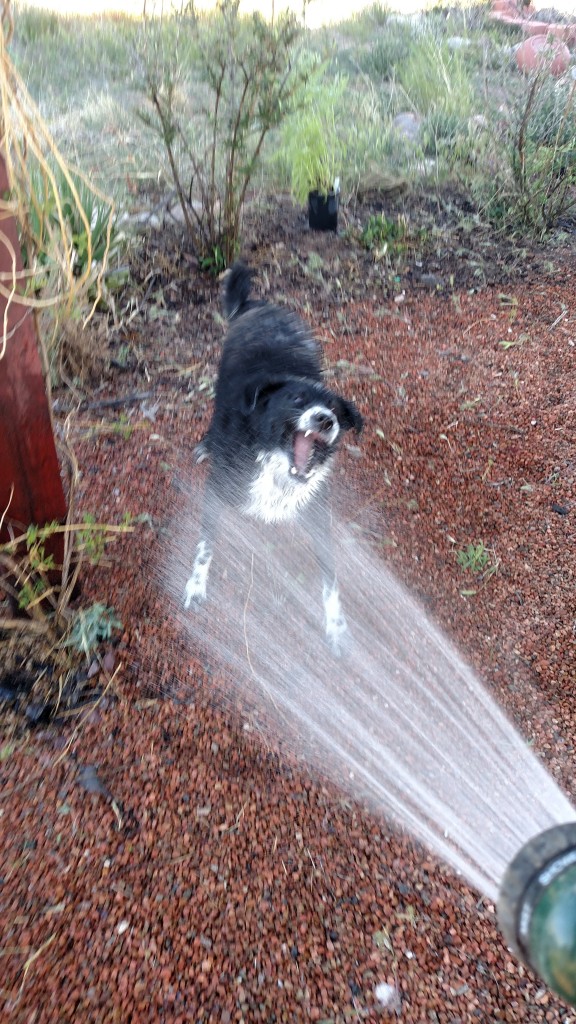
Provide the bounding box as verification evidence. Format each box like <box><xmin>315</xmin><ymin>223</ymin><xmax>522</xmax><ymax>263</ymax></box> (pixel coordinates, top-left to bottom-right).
<box><xmin>375</xmin><ymin>981</ymin><xmax>401</xmax><ymax>1011</ymax></box>
<box><xmin>393</xmin><ymin>112</ymin><xmax>422</xmax><ymax>144</ymax></box>
<box><xmin>25</xmin><ymin>701</ymin><xmax>52</xmax><ymax>726</ymax></box>
<box><xmin>447</xmin><ymin>36</ymin><xmax>472</xmax><ymax>49</ymax></box>
<box><xmin>77</xmin><ymin>765</ymin><xmax>112</xmax><ymax>798</ymax></box>
<box><xmin>419</xmin><ymin>273</ymin><xmax>443</xmax><ymax>290</ymax></box>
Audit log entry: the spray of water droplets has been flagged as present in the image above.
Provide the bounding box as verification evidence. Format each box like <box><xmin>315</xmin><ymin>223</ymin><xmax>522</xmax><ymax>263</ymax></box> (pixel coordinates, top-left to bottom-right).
<box><xmin>157</xmin><ymin>482</ymin><xmax>575</xmax><ymax>902</ymax></box>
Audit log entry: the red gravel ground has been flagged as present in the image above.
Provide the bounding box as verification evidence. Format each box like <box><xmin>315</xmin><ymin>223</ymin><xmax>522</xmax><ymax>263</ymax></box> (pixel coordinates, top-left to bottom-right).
<box><xmin>1</xmin><ymin>198</ymin><xmax>576</xmax><ymax>1023</ymax></box>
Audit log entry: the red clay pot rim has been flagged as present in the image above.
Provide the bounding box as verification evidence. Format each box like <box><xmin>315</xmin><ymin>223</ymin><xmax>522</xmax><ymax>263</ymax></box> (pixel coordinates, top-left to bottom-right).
<box><xmin>489</xmin><ymin>1</ymin><xmax>576</xmax><ymax>47</ymax></box>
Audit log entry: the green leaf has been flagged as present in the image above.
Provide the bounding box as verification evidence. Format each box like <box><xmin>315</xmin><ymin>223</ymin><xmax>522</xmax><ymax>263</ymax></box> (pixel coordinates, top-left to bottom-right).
<box><xmin>373</xmin><ymin>927</ymin><xmax>394</xmax><ymax>953</ymax></box>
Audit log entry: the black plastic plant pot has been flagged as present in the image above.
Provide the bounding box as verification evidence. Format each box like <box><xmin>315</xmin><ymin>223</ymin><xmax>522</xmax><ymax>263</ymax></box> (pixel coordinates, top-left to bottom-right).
<box><xmin>308</xmin><ymin>190</ymin><xmax>338</xmax><ymax>232</ymax></box>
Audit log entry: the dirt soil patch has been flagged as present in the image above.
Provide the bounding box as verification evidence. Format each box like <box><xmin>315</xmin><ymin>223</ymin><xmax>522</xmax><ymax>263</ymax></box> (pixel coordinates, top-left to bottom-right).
<box><xmin>2</xmin><ymin>187</ymin><xmax>576</xmax><ymax>1022</ymax></box>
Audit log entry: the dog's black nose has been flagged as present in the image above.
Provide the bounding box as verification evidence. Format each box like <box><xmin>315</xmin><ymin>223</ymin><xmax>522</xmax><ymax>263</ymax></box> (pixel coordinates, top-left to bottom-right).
<box><xmin>310</xmin><ymin>410</ymin><xmax>336</xmax><ymax>433</ymax></box>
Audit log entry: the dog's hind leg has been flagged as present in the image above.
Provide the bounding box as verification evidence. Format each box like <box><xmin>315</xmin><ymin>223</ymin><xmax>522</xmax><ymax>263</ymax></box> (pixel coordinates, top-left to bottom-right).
<box><xmin>184</xmin><ymin>539</ymin><xmax>213</xmax><ymax>609</ymax></box>
<box><xmin>183</xmin><ymin>476</ymin><xmax>221</xmax><ymax>610</ymax></box>
<box><xmin>322</xmin><ymin>578</ymin><xmax>348</xmax><ymax>657</ymax></box>
<box><xmin>303</xmin><ymin>496</ymin><xmax>348</xmax><ymax>656</ymax></box>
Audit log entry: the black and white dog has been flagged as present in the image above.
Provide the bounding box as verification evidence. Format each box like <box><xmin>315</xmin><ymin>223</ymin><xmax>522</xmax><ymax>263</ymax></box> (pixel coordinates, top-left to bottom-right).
<box><xmin>184</xmin><ymin>263</ymin><xmax>362</xmax><ymax>654</ymax></box>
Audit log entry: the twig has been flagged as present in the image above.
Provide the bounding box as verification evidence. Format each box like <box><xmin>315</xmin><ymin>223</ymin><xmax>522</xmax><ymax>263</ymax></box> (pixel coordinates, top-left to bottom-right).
<box><xmin>52</xmin><ymin>661</ymin><xmax>123</xmax><ymax>768</ymax></box>
<box><xmin>57</xmin><ymin>423</ymin><xmax>81</xmax><ymax>617</ymax></box>
<box><xmin>549</xmin><ymin>309</ymin><xmax>568</xmax><ymax>331</ymax></box>
<box><xmin>0</xmin><ymin>617</ymin><xmax>50</xmax><ymax>633</ymax></box>
<box><xmin>54</xmin><ymin>391</ymin><xmax>155</xmax><ymax>414</ymax></box>
<box><xmin>17</xmin><ymin>932</ymin><xmax>57</xmax><ymax>1001</ymax></box>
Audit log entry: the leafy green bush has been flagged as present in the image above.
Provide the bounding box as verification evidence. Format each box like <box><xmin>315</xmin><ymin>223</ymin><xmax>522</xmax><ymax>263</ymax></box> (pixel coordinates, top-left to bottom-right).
<box><xmin>278</xmin><ymin>71</ymin><xmax>348</xmax><ymax>203</ymax></box>
<box><xmin>456</xmin><ymin>541</ymin><xmax>490</xmax><ymax>574</ymax></box>
<box><xmin>23</xmin><ymin>163</ymin><xmax>123</xmax><ymax>284</ymax></box>
<box><xmin>420</xmin><ymin>107</ymin><xmax>475</xmax><ymax>163</ymax></box>
<box><xmin>337</xmin><ymin>2</ymin><xmax>392</xmax><ymax>42</ymax></box>
<box><xmin>398</xmin><ymin>33</ymin><xmax>475</xmax><ymax>118</ymax></box>
<box><xmin>0</xmin><ymin>515</ymin><xmax>132</xmax><ymax>640</ymax></box>
<box><xmin>479</xmin><ymin>73</ymin><xmax>576</xmax><ymax>234</ymax></box>
<box><xmin>359</xmin><ymin>211</ymin><xmax>427</xmax><ymax>268</ymax></box>
<box><xmin>136</xmin><ymin>0</ymin><xmax>310</xmax><ymax>269</ymax></box>
<box><xmin>360</xmin><ymin>212</ymin><xmax>407</xmax><ymax>255</ymax></box>
<box><xmin>14</xmin><ymin>7</ymin><xmax>61</xmax><ymax>43</ymax></box>
<box><xmin>359</xmin><ymin>20</ymin><xmax>415</xmax><ymax>81</ymax></box>
<box><xmin>64</xmin><ymin>603</ymin><xmax>122</xmax><ymax>659</ymax></box>
<box><xmin>58</xmin><ymin>172</ymin><xmax>120</xmax><ymax>275</ymax></box>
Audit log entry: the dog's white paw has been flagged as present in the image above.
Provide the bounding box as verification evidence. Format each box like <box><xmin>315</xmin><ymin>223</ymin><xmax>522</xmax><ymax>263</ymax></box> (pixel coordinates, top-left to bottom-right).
<box><xmin>183</xmin><ymin>574</ymin><xmax>207</xmax><ymax>609</ymax></box>
<box><xmin>326</xmin><ymin>620</ymin><xmax>348</xmax><ymax>657</ymax></box>
<box><xmin>183</xmin><ymin>542</ymin><xmax>212</xmax><ymax>610</ymax></box>
<box><xmin>323</xmin><ymin>583</ymin><xmax>348</xmax><ymax>657</ymax></box>
<box><xmin>194</xmin><ymin>438</ymin><xmax>210</xmax><ymax>464</ymax></box>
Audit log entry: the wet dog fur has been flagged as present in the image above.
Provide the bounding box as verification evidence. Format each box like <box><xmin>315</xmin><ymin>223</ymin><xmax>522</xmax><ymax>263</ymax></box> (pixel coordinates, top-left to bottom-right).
<box><xmin>184</xmin><ymin>262</ymin><xmax>362</xmax><ymax>654</ymax></box>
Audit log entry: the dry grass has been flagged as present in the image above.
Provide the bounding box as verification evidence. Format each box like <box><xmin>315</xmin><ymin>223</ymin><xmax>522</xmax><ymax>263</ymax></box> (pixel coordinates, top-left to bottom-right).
<box><xmin>0</xmin><ymin>0</ymin><xmax>121</xmax><ymax>393</ymax></box>
<box><xmin>22</xmin><ymin>0</ymin><xmax>554</xmax><ymax>27</ymax></box>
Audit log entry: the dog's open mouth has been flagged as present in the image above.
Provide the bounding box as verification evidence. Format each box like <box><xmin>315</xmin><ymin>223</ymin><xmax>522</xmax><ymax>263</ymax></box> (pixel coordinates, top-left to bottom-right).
<box><xmin>290</xmin><ymin>430</ymin><xmax>328</xmax><ymax>479</ymax></box>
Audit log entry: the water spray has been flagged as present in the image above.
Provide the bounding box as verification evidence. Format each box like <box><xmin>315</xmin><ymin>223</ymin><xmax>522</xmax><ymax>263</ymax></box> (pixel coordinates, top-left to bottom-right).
<box><xmin>499</xmin><ymin>823</ymin><xmax>576</xmax><ymax>1008</ymax></box>
<box><xmin>164</xmin><ymin>497</ymin><xmax>576</xmax><ymax>1011</ymax></box>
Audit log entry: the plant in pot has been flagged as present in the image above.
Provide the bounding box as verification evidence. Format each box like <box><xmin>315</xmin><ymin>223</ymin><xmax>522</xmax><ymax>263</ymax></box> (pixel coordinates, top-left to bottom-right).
<box><xmin>280</xmin><ymin>75</ymin><xmax>347</xmax><ymax>231</ymax></box>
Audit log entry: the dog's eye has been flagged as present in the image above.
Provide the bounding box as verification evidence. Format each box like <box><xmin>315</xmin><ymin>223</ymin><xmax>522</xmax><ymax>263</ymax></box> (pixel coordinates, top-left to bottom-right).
<box><xmin>293</xmin><ymin>395</ymin><xmax>304</xmax><ymax>407</ymax></box>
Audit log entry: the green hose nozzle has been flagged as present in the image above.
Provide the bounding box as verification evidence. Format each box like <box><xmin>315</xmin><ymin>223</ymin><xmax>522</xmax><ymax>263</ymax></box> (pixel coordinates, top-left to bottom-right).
<box><xmin>498</xmin><ymin>823</ymin><xmax>576</xmax><ymax>1008</ymax></box>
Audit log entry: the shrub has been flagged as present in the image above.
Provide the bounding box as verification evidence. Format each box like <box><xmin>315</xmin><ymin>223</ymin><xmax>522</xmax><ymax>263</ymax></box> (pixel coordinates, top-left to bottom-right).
<box><xmin>276</xmin><ymin>69</ymin><xmax>416</xmax><ymax>202</ymax></box>
<box><xmin>0</xmin><ymin>31</ymin><xmax>125</xmax><ymax>385</ymax></box>
<box><xmin>24</xmin><ymin>164</ymin><xmax>122</xmax><ymax>281</ymax></box>
<box><xmin>136</xmin><ymin>0</ymin><xmax>310</xmax><ymax>269</ymax></box>
<box><xmin>456</xmin><ymin>541</ymin><xmax>490</xmax><ymax>574</ymax></box>
<box><xmin>277</xmin><ymin>71</ymin><xmax>348</xmax><ymax>204</ymax></box>
<box><xmin>344</xmin><ymin>85</ymin><xmax>407</xmax><ymax>186</ymax></box>
<box><xmin>360</xmin><ymin>212</ymin><xmax>407</xmax><ymax>255</ymax></box>
<box><xmin>0</xmin><ymin>515</ymin><xmax>132</xmax><ymax>624</ymax></box>
<box><xmin>420</xmin><ymin>107</ymin><xmax>475</xmax><ymax>163</ymax></box>
<box><xmin>359</xmin><ymin>20</ymin><xmax>415</xmax><ymax>81</ymax></box>
<box><xmin>1</xmin><ymin>512</ymin><xmax>132</xmax><ymax>671</ymax></box>
<box><xmin>479</xmin><ymin>72</ymin><xmax>576</xmax><ymax>234</ymax></box>
<box><xmin>398</xmin><ymin>33</ymin><xmax>475</xmax><ymax>118</ymax></box>
<box><xmin>64</xmin><ymin>602</ymin><xmax>122</xmax><ymax>660</ymax></box>
<box><xmin>338</xmin><ymin>2</ymin><xmax>393</xmax><ymax>43</ymax></box>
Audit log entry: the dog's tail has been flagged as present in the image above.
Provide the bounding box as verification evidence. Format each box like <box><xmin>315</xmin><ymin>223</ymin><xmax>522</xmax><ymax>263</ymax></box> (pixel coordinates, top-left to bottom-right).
<box><xmin>223</xmin><ymin>262</ymin><xmax>253</xmax><ymax>320</ymax></box>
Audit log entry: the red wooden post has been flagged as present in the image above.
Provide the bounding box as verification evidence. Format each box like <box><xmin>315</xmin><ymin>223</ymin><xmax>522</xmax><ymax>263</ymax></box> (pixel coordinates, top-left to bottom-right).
<box><xmin>0</xmin><ymin>152</ymin><xmax>67</xmax><ymax>565</ymax></box>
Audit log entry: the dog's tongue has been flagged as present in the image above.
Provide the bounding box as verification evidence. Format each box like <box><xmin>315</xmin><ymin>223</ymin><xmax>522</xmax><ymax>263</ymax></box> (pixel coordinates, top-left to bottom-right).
<box><xmin>293</xmin><ymin>431</ymin><xmax>314</xmax><ymax>474</ymax></box>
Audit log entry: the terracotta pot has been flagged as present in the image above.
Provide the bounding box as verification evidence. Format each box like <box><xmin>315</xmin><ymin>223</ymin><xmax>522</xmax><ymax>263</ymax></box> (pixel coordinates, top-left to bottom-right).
<box><xmin>515</xmin><ymin>34</ymin><xmax>571</xmax><ymax>77</ymax></box>
<box><xmin>492</xmin><ymin>0</ymin><xmax>521</xmax><ymax>14</ymax></box>
<box><xmin>490</xmin><ymin>1</ymin><xmax>576</xmax><ymax>45</ymax></box>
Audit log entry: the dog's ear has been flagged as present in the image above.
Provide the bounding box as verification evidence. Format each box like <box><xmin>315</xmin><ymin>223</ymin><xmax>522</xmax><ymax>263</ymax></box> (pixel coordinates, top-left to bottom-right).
<box><xmin>241</xmin><ymin>378</ymin><xmax>284</xmax><ymax>415</ymax></box>
<box><xmin>241</xmin><ymin>376</ymin><xmax>264</xmax><ymax>415</ymax></box>
<box><xmin>336</xmin><ymin>397</ymin><xmax>363</xmax><ymax>435</ymax></box>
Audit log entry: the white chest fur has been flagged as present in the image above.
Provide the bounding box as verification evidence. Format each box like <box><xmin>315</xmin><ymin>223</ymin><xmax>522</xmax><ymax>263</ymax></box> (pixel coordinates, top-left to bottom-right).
<box><xmin>243</xmin><ymin>450</ymin><xmax>331</xmax><ymax>524</ymax></box>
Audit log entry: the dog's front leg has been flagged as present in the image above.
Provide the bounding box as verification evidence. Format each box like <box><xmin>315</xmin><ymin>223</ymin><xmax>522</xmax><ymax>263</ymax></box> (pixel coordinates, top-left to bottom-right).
<box><xmin>304</xmin><ymin>495</ymin><xmax>348</xmax><ymax>656</ymax></box>
<box><xmin>321</xmin><ymin>577</ymin><xmax>348</xmax><ymax>657</ymax></box>
<box><xmin>184</xmin><ymin>539</ymin><xmax>213</xmax><ymax>609</ymax></box>
<box><xmin>184</xmin><ymin>475</ymin><xmax>221</xmax><ymax>610</ymax></box>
